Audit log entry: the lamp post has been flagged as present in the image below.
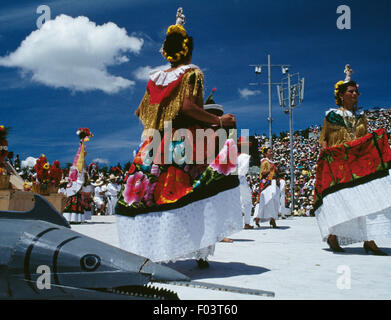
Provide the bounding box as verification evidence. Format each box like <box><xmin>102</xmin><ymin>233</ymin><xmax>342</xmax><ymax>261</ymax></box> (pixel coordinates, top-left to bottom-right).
<box><xmin>249</xmin><ymin>54</ymin><xmax>290</xmax><ymax>150</ymax></box>
<box><xmin>277</xmin><ymin>72</ymin><xmax>305</xmax><ymax>214</ymax></box>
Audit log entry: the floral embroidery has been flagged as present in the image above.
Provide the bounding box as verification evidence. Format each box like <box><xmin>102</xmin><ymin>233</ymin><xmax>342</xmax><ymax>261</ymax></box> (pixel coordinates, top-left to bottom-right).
<box><xmin>145</xmin><ymin>182</ymin><xmax>157</xmax><ymax>207</ymax></box>
<box><xmin>133</xmin><ymin>138</ymin><xmax>153</xmax><ymax>165</ymax></box>
<box><xmin>154</xmin><ymin>166</ymin><xmax>193</xmax><ymax>204</ymax></box>
<box><xmin>128</xmin><ymin>163</ymin><xmax>136</xmax><ymax>175</ymax></box>
<box><xmin>151</xmin><ymin>164</ymin><xmax>161</xmax><ymax>176</ymax></box>
<box><xmin>326</xmin><ymin>110</ymin><xmax>345</xmax><ymax>127</ymax></box>
<box><xmin>314</xmin><ymin>128</ymin><xmax>391</xmax><ymax>210</ymax></box>
<box><xmin>116</xmin><ymin>129</ymin><xmax>240</xmax><ymax>216</ymax></box>
<box><xmin>123</xmin><ymin>172</ymin><xmax>150</xmax><ymax>206</ymax></box>
<box><xmin>326</xmin><ymin>110</ymin><xmax>364</xmax><ymax>128</ymax></box>
<box><xmin>210</xmin><ymin>138</ymin><xmax>237</xmax><ymax>175</ymax></box>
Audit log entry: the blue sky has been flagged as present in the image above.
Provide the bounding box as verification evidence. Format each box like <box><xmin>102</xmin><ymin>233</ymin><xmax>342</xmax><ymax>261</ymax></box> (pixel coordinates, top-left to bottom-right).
<box><xmin>1</xmin><ymin>0</ymin><xmax>390</xmax><ymax>167</ymax></box>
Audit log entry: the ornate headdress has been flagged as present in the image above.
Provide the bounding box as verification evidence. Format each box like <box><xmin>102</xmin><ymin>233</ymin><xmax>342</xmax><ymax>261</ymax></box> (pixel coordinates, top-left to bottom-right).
<box><xmin>334</xmin><ymin>64</ymin><xmax>357</xmax><ymax>106</ymax></box>
<box><xmin>68</xmin><ymin>128</ymin><xmax>93</xmax><ymax>181</ymax></box>
<box><xmin>162</xmin><ymin>7</ymin><xmax>190</xmax><ymax>63</ymax></box>
<box><xmin>76</xmin><ymin>127</ymin><xmax>93</xmax><ymax>142</ymax></box>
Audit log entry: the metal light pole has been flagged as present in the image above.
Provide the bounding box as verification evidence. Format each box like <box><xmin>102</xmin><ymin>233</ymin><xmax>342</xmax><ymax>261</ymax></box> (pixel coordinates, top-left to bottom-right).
<box><xmin>249</xmin><ymin>55</ymin><xmax>290</xmax><ymax>150</ymax></box>
<box><xmin>288</xmin><ymin>74</ymin><xmax>295</xmax><ymax>214</ymax></box>
<box><xmin>277</xmin><ymin>72</ymin><xmax>305</xmax><ymax>214</ymax></box>
<box><xmin>267</xmin><ymin>55</ymin><xmax>272</xmax><ymax>149</ymax></box>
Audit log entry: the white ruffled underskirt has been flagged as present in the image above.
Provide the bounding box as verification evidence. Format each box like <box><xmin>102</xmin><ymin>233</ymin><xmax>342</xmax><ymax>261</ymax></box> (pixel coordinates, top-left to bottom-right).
<box><xmin>116</xmin><ymin>187</ymin><xmax>243</xmax><ymax>263</ymax></box>
<box><xmin>254</xmin><ymin>181</ymin><xmax>280</xmax><ymax>222</ymax></box>
<box><xmin>315</xmin><ymin>170</ymin><xmax>391</xmax><ymax>245</ymax></box>
<box><xmin>63</xmin><ymin>212</ymin><xmax>85</xmax><ymax>223</ymax></box>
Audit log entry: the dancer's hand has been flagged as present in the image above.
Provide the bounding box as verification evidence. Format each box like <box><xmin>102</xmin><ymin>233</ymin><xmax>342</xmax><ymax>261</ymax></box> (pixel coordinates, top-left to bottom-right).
<box><xmin>220</xmin><ymin>113</ymin><xmax>236</xmax><ymax>128</ymax></box>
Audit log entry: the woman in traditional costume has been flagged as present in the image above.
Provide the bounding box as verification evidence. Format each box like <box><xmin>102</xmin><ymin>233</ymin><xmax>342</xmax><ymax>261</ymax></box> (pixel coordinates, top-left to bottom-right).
<box><xmin>253</xmin><ymin>147</ymin><xmax>280</xmax><ymax>228</ymax></box>
<box><xmin>314</xmin><ymin>67</ymin><xmax>391</xmax><ymax>255</ymax></box>
<box><xmin>63</xmin><ymin>128</ymin><xmax>93</xmax><ymax>224</ymax></box>
<box><xmin>115</xmin><ymin>8</ymin><xmax>242</xmax><ymax>268</ymax></box>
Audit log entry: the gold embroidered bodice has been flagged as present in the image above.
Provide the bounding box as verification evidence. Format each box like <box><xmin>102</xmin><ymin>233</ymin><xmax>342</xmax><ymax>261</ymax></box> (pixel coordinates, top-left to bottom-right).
<box><xmin>259</xmin><ymin>158</ymin><xmax>276</xmax><ymax>180</ymax></box>
<box><xmin>135</xmin><ymin>68</ymin><xmax>204</xmax><ymax>137</ymax></box>
<box><xmin>319</xmin><ymin>109</ymin><xmax>368</xmax><ymax>148</ymax></box>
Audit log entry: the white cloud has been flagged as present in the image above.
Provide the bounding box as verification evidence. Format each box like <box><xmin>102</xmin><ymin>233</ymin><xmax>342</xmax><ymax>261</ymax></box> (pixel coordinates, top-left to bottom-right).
<box><xmin>91</xmin><ymin>158</ymin><xmax>110</xmax><ymax>165</ymax></box>
<box><xmin>132</xmin><ymin>64</ymin><xmax>170</xmax><ymax>81</ymax></box>
<box><xmin>21</xmin><ymin>156</ymin><xmax>37</xmax><ymax>169</ymax></box>
<box><xmin>238</xmin><ymin>88</ymin><xmax>261</xmax><ymax>99</ymax></box>
<box><xmin>0</xmin><ymin>14</ymin><xmax>144</xmax><ymax>94</ymax></box>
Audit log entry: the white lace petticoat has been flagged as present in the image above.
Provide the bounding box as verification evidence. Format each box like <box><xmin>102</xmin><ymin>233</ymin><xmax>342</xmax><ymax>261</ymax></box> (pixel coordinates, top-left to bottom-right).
<box><xmin>315</xmin><ymin>170</ymin><xmax>391</xmax><ymax>245</ymax></box>
<box><xmin>116</xmin><ymin>186</ymin><xmax>243</xmax><ymax>263</ymax></box>
<box><xmin>254</xmin><ymin>181</ymin><xmax>280</xmax><ymax>222</ymax></box>
<box><xmin>63</xmin><ymin>212</ymin><xmax>85</xmax><ymax>223</ymax></box>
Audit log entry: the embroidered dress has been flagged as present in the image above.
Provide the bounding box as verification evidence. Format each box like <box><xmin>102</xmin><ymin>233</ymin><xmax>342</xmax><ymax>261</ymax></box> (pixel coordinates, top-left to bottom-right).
<box><xmin>115</xmin><ymin>64</ymin><xmax>242</xmax><ymax>263</ymax></box>
<box><xmin>63</xmin><ymin>133</ymin><xmax>91</xmax><ymax>223</ymax></box>
<box><xmin>63</xmin><ymin>193</ymin><xmax>84</xmax><ymax>222</ymax></box>
<box><xmin>315</xmin><ymin>108</ymin><xmax>391</xmax><ymax>245</ymax></box>
<box><xmin>254</xmin><ymin>158</ymin><xmax>280</xmax><ymax>222</ymax></box>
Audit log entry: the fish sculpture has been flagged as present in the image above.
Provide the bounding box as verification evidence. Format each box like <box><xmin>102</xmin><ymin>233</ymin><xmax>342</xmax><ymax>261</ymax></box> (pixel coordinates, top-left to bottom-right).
<box><xmin>0</xmin><ymin>194</ymin><xmax>274</xmax><ymax>299</ymax></box>
<box><xmin>0</xmin><ymin>194</ymin><xmax>187</xmax><ymax>299</ymax></box>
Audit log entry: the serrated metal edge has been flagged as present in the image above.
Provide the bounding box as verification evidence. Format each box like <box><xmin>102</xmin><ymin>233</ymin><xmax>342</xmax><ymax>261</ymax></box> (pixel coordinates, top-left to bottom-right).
<box><xmin>154</xmin><ymin>280</ymin><xmax>275</xmax><ymax>297</ymax></box>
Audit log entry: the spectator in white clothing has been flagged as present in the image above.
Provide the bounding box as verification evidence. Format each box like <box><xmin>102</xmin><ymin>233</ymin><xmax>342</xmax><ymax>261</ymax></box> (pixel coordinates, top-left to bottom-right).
<box><xmin>106</xmin><ymin>174</ymin><xmax>121</xmax><ymax>215</ymax></box>
<box><xmin>92</xmin><ymin>179</ymin><xmax>106</xmax><ymax>215</ymax></box>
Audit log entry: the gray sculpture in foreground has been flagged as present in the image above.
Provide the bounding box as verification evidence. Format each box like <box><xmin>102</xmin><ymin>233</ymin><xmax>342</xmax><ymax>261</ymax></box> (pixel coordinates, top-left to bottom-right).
<box><xmin>0</xmin><ymin>194</ymin><xmax>188</xmax><ymax>300</ymax></box>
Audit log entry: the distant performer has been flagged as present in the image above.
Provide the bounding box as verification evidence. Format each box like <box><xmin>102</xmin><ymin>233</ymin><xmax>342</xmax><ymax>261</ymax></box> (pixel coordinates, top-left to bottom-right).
<box><xmin>254</xmin><ymin>147</ymin><xmax>280</xmax><ymax>228</ymax></box>
<box><xmin>176</xmin><ymin>7</ymin><xmax>186</xmax><ymax>25</ymax></box>
<box><xmin>314</xmin><ymin>67</ymin><xmax>391</xmax><ymax>255</ymax></box>
<box><xmin>344</xmin><ymin>64</ymin><xmax>353</xmax><ymax>83</ymax></box>
<box><xmin>63</xmin><ymin>128</ymin><xmax>93</xmax><ymax>224</ymax></box>
<box><xmin>81</xmin><ymin>173</ymin><xmax>94</xmax><ymax>221</ymax></box>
